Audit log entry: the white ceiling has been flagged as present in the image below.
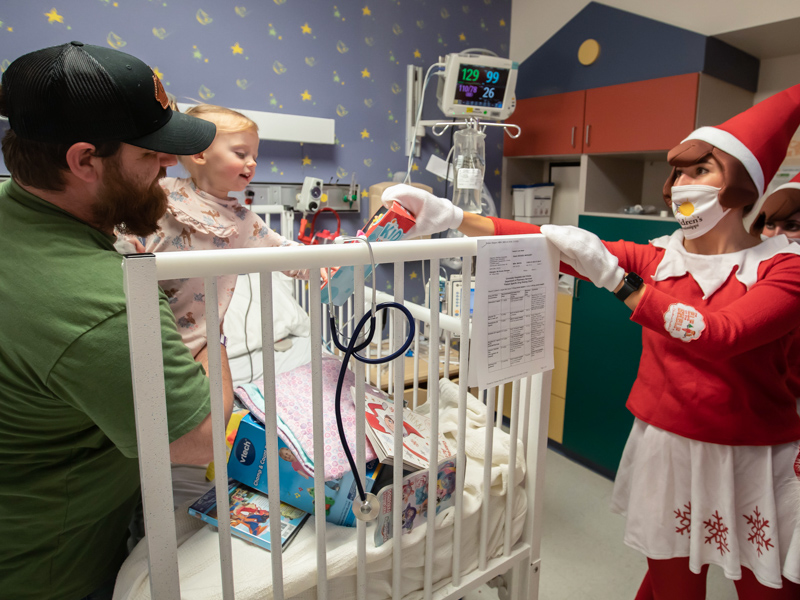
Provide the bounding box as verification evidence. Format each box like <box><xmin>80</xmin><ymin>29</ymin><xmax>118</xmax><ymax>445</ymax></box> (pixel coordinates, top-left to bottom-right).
<box><xmin>714</xmin><ymin>16</ymin><xmax>800</xmax><ymax>59</ymax></box>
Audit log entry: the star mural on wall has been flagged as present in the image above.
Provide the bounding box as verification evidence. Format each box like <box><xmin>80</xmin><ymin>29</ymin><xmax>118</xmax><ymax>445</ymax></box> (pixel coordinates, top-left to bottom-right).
<box><xmin>302</xmin><ymin>156</ymin><xmax>312</xmax><ymax>166</ymax></box>
<box><xmin>413</xmin><ymin>49</ymin><xmax>421</xmax><ymax>58</ymax></box>
<box><xmin>361</xmin><ymin>67</ymin><xmax>371</xmax><ymax>78</ymax></box>
<box><xmin>500</xmin><ymin>19</ymin><xmax>506</xmax><ymax>26</ymax></box>
<box><xmin>301</xmin><ymin>90</ymin><xmax>312</xmax><ymax>101</ymax></box>
<box><xmin>301</xmin><ymin>23</ymin><xmax>312</xmax><ymax>34</ymax></box>
<box><xmin>361</xmin><ymin>129</ymin><xmax>370</xmax><ymax>139</ymax></box>
<box><xmin>231</xmin><ymin>42</ymin><xmax>243</xmax><ymax>54</ymax></box>
<box><xmin>44</xmin><ymin>8</ymin><xmax>64</xmax><ymax>23</ymax></box>
<box><xmin>152</xmin><ymin>67</ymin><xmax>165</xmax><ymax>79</ymax></box>
<box><xmin>459</xmin><ymin>33</ymin><xmax>466</xmax><ymax>41</ymax></box>
<box><xmin>362</xmin><ymin>6</ymin><xmax>371</xmax><ymax>16</ymax></box>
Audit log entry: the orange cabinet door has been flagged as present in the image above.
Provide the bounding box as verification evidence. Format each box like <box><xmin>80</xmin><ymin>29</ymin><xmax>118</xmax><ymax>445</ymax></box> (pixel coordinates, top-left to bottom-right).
<box><xmin>583</xmin><ymin>73</ymin><xmax>698</xmax><ymax>153</ymax></box>
<box><xmin>503</xmin><ymin>90</ymin><xmax>586</xmax><ymax>156</ymax></box>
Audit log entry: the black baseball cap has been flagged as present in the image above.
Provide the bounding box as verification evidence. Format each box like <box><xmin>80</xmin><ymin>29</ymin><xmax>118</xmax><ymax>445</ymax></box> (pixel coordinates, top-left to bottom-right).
<box><xmin>1</xmin><ymin>41</ymin><xmax>215</xmax><ymax>155</ymax></box>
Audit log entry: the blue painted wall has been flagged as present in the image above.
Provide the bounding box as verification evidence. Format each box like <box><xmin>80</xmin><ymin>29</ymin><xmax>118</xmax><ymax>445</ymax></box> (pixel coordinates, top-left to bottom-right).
<box><xmin>0</xmin><ymin>0</ymin><xmax>510</xmax><ymax>304</ymax></box>
<box><xmin>516</xmin><ymin>2</ymin><xmax>758</xmax><ymax>99</ymax></box>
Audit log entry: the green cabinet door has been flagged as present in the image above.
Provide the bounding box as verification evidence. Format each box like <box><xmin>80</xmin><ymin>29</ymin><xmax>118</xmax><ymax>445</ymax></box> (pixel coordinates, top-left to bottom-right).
<box><xmin>561</xmin><ymin>215</ymin><xmax>678</xmax><ymax>476</ymax></box>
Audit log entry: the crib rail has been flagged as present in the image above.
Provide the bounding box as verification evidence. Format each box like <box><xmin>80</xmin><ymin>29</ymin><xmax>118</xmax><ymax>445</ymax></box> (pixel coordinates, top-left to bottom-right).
<box><xmin>122</xmin><ymin>236</ymin><xmax>553</xmax><ymax>600</ymax></box>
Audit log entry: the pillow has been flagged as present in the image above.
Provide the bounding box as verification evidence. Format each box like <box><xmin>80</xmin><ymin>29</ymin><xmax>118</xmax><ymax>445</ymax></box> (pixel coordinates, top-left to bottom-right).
<box><xmin>223</xmin><ymin>272</ymin><xmax>310</xmax><ymax>360</ymax></box>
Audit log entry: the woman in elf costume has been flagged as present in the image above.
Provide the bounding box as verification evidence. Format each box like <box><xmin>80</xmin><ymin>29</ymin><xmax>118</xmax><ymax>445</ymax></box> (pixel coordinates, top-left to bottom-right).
<box><xmin>383</xmin><ymin>85</ymin><xmax>800</xmax><ymax>598</ymax></box>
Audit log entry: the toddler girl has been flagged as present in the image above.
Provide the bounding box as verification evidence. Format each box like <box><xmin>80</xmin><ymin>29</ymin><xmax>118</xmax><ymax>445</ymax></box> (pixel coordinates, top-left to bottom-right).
<box><xmin>142</xmin><ymin>104</ymin><xmax>308</xmax><ymax>356</ymax></box>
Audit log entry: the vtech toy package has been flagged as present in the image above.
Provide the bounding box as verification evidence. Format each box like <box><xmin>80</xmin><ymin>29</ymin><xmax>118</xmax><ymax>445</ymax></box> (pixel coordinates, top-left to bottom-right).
<box><xmin>320</xmin><ymin>201</ymin><xmax>416</xmax><ymax>306</ymax></box>
<box><xmin>228</xmin><ymin>414</ymin><xmax>380</xmax><ymax>527</ymax></box>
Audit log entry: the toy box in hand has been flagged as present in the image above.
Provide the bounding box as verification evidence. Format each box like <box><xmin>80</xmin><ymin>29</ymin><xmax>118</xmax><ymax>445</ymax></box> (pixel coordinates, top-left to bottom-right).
<box><xmin>320</xmin><ymin>201</ymin><xmax>416</xmax><ymax>306</ymax></box>
<box><xmin>227</xmin><ymin>414</ymin><xmax>380</xmax><ymax>527</ymax></box>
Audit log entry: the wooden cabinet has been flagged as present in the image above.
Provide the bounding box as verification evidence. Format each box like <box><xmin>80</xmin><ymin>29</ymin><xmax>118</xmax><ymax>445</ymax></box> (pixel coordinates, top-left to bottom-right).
<box><xmin>583</xmin><ymin>73</ymin><xmax>698</xmax><ymax>153</ymax></box>
<box><xmin>504</xmin><ymin>73</ymin><xmax>752</xmax><ymax>158</ymax></box>
<box><xmin>504</xmin><ymin>91</ymin><xmax>585</xmax><ymax>157</ymax></box>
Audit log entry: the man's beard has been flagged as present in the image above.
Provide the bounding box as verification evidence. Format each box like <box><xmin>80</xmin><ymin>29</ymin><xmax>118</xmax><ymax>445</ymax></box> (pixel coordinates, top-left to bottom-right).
<box><xmin>92</xmin><ymin>154</ymin><xmax>168</xmax><ymax>237</ymax></box>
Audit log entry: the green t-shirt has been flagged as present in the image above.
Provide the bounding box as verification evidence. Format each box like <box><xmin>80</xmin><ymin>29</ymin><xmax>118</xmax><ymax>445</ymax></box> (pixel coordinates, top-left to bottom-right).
<box><xmin>0</xmin><ymin>180</ymin><xmax>212</xmax><ymax>599</ymax></box>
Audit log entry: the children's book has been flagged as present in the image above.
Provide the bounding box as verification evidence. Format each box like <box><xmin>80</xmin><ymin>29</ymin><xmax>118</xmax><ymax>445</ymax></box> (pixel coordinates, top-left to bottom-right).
<box><xmin>373</xmin><ymin>457</ymin><xmax>457</xmax><ymax>547</ymax></box>
<box><xmin>360</xmin><ymin>389</ymin><xmax>454</xmax><ymax>471</ymax></box>
<box><xmin>188</xmin><ymin>480</ymin><xmax>309</xmax><ymax>552</ymax></box>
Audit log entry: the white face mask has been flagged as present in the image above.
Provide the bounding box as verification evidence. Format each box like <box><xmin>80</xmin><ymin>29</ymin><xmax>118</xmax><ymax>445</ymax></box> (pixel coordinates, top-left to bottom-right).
<box><xmin>670</xmin><ymin>185</ymin><xmax>729</xmax><ymax>239</ymax></box>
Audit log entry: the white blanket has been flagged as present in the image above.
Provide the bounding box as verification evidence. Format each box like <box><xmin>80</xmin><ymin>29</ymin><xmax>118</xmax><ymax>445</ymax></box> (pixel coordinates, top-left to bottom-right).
<box><xmin>113</xmin><ymin>378</ymin><xmax>528</xmax><ymax>600</ymax></box>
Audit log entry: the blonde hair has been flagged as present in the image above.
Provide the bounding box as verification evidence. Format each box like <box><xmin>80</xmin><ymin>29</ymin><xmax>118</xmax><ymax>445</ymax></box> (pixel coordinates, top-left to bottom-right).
<box><xmin>184</xmin><ymin>104</ymin><xmax>258</xmax><ymax>135</ymax></box>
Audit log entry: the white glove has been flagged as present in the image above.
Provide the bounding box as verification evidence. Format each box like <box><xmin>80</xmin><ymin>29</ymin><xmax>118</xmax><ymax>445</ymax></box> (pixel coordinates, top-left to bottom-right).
<box><xmin>540</xmin><ymin>225</ymin><xmax>624</xmax><ymax>292</ymax></box>
<box><xmin>381</xmin><ymin>183</ymin><xmax>463</xmax><ymax>238</ymax></box>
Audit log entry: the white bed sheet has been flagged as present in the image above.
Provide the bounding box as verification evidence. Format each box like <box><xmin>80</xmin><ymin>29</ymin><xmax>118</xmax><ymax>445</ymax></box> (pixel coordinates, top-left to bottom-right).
<box><xmin>228</xmin><ymin>333</ymin><xmax>312</xmax><ymax>388</ymax></box>
<box><xmin>114</xmin><ymin>378</ymin><xmax>528</xmax><ymax>600</ymax></box>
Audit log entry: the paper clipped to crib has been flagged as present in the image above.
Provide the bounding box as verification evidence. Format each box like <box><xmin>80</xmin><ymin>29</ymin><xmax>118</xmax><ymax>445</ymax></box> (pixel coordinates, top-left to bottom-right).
<box><xmin>373</xmin><ymin>457</ymin><xmax>457</xmax><ymax>547</ymax></box>
<box><xmin>188</xmin><ymin>480</ymin><xmax>309</xmax><ymax>552</ymax></box>
<box><xmin>469</xmin><ymin>235</ymin><xmax>558</xmax><ymax>389</ymax></box>
<box><xmin>360</xmin><ymin>389</ymin><xmax>454</xmax><ymax>471</ymax></box>
<box><xmin>320</xmin><ymin>201</ymin><xmax>416</xmax><ymax>306</ymax></box>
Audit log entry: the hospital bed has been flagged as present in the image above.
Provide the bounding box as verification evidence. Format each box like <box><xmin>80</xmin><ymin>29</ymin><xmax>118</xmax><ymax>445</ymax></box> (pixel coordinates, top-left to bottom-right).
<box><xmin>116</xmin><ymin>234</ymin><xmax>555</xmax><ymax>600</ymax></box>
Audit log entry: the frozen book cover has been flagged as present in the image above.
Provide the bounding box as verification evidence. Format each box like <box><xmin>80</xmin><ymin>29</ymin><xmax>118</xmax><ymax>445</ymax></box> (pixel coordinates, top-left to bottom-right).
<box><xmin>373</xmin><ymin>458</ymin><xmax>457</xmax><ymax>547</ymax></box>
<box><xmin>188</xmin><ymin>480</ymin><xmax>309</xmax><ymax>552</ymax></box>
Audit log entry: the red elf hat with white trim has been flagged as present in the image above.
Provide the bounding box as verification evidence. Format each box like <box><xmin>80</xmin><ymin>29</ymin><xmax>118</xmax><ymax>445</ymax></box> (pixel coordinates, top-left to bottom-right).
<box><xmin>682</xmin><ymin>83</ymin><xmax>800</xmax><ymax>196</ymax></box>
<box><xmin>749</xmin><ymin>172</ymin><xmax>800</xmax><ymax>234</ymax></box>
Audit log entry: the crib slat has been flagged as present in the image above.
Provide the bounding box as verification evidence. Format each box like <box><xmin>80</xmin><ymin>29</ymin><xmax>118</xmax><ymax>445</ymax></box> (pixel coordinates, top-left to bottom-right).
<box><xmin>122</xmin><ymin>255</ymin><xmax>181</xmax><ymax>600</ymax></box>
<box><xmin>412</xmin><ymin>319</ymin><xmax>420</xmax><ymax>410</ymax></box>
<box><xmin>443</xmin><ymin>330</ymin><xmax>451</xmax><ymax>381</ymax></box>
<box><xmin>309</xmin><ymin>275</ymin><xmax>329</xmax><ymax>600</ymax></box>
<box><xmin>480</xmin><ymin>387</ymin><xmax>496</xmax><ymax>570</ymax></box>
<box><xmin>391</xmin><ymin>260</ymin><xmax>406</xmax><ymax>600</ymax></box>
<box><xmin>203</xmin><ymin>277</ymin><xmax>235</xmax><ymax>600</ymax></box>
<box><xmin>496</xmin><ymin>383</ymin><xmax>506</xmax><ymax>428</ymax></box>
<box><xmin>258</xmin><ymin>272</ymin><xmax>285</xmax><ymax>600</ymax></box>
<box><xmin>452</xmin><ymin>254</ymin><xmax>472</xmax><ymax>586</ymax></box>
<box><xmin>424</xmin><ymin>258</ymin><xmax>440</xmax><ymax>600</ymax></box>
<box><xmin>354</xmin><ymin>263</ymin><xmax>368</xmax><ymax>600</ymax></box>
<box><xmin>504</xmin><ymin>379</ymin><xmax>521</xmax><ymax>556</ymax></box>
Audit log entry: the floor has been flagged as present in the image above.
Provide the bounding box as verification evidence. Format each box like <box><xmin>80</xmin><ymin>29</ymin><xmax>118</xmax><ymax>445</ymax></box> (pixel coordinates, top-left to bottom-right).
<box><xmin>466</xmin><ymin>447</ymin><xmax>738</xmax><ymax>600</ymax></box>
<box><xmin>535</xmin><ymin>448</ymin><xmax>737</xmax><ymax>600</ymax></box>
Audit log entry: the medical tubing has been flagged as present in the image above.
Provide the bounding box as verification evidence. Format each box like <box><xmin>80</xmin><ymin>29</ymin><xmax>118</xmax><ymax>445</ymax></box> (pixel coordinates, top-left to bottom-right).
<box><xmin>331</xmin><ymin>303</ymin><xmax>416</xmax><ymax>502</ymax></box>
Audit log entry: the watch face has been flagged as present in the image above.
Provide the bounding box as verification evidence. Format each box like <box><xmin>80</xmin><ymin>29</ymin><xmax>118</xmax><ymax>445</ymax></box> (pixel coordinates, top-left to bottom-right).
<box><xmin>628</xmin><ymin>273</ymin><xmax>644</xmax><ymax>288</ymax></box>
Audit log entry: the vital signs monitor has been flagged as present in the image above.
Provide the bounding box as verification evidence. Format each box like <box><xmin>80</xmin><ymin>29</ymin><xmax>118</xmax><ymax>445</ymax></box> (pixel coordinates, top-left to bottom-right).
<box><xmin>436</xmin><ymin>52</ymin><xmax>518</xmax><ymax>121</ymax></box>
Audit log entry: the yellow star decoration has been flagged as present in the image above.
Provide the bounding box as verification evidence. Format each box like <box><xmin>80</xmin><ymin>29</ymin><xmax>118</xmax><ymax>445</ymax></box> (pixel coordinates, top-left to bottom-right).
<box><xmin>362</xmin><ymin>6</ymin><xmax>371</xmax><ymax>15</ymax></box>
<box><xmin>152</xmin><ymin>67</ymin><xmax>164</xmax><ymax>80</ymax></box>
<box><xmin>361</xmin><ymin>67</ymin><xmax>371</xmax><ymax>78</ymax></box>
<box><xmin>301</xmin><ymin>23</ymin><xmax>312</xmax><ymax>35</ymax></box>
<box><xmin>459</xmin><ymin>33</ymin><xmax>466</xmax><ymax>41</ymax></box>
<box><xmin>495</xmin><ymin>168</ymin><xmax>500</xmax><ymax>176</ymax></box>
<box><xmin>302</xmin><ymin>156</ymin><xmax>312</xmax><ymax>166</ymax></box>
<box><xmin>411</xmin><ymin>162</ymin><xmax>419</xmax><ymax>171</ymax></box>
<box><xmin>362</xmin><ymin>189</ymin><xmax>369</xmax><ymax>197</ymax></box>
<box><xmin>413</xmin><ymin>49</ymin><xmax>421</xmax><ymax>58</ymax></box>
<box><xmin>7</xmin><ymin>27</ymin><xmax>12</xmax><ymax>32</ymax></box>
<box><xmin>500</xmin><ymin>19</ymin><xmax>506</xmax><ymax>26</ymax></box>
<box><xmin>231</xmin><ymin>42</ymin><xmax>243</xmax><ymax>55</ymax></box>
<box><xmin>409</xmin><ymin>271</ymin><xmax>417</xmax><ymax>279</ymax></box>
<box><xmin>301</xmin><ymin>90</ymin><xmax>312</xmax><ymax>101</ymax></box>
<box><xmin>360</xmin><ymin>129</ymin><xmax>370</xmax><ymax>139</ymax></box>
<box><xmin>44</xmin><ymin>8</ymin><xmax>64</xmax><ymax>24</ymax></box>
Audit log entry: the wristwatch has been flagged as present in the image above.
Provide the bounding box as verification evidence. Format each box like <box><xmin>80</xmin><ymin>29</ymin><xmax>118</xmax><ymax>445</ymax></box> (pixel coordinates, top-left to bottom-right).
<box><xmin>614</xmin><ymin>272</ymin><xmax>644</xmax><ymax>302</ymax></box>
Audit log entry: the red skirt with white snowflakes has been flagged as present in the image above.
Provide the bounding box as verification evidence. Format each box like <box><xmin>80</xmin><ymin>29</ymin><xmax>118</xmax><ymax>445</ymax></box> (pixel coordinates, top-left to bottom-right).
<box><xmin>610</xmin><ymin>419</ymin><xmax>800</xmax><ymax>589</ymax></box>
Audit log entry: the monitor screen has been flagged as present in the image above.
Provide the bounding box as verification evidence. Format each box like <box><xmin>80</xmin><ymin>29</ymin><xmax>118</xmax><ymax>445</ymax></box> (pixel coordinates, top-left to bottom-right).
<box><xmin>452</xmin><ymin>63</ymin><xmax>510</xmax><ymax>109</ymax></box>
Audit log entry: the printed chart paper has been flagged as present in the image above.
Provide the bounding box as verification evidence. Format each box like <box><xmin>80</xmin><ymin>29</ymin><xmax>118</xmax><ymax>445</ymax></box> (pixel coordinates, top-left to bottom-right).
<box><xmin>469</xmin><ymin>235</ymin><xmax>557</xmax><ymax>389</ymax></box>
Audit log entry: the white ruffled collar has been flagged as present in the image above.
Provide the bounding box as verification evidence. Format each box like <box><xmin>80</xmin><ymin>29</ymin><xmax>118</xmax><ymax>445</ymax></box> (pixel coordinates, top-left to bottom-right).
<box><xmin>650</xmin><ymin>230</ymin><xmax>800</xmax><ymax>299</ymax></box>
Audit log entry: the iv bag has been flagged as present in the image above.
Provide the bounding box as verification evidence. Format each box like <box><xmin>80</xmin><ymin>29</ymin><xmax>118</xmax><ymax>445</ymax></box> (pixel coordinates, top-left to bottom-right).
<box><xmin>452</xmin><ymin>128</ymin><xmax>486</xmax><ymax>214</ymax></box>
<box><xmin>442</xmin><ymin>182</ymin><xmax>498</xmax><ymax>271</ymax></box>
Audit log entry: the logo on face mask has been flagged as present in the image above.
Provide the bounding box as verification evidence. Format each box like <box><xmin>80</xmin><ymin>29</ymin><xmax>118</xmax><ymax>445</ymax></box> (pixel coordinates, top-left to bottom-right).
<box><xmin>670</xmin><ymin>185</ymin><xmax>729</xmax><ymax>239</ymax></box>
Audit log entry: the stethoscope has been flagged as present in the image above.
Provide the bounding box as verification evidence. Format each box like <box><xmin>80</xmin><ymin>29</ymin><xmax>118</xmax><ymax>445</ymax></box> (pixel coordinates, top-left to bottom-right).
<box><xmin>326</xmin><ymin>235</ymin><xmax>416</xmax><ymax>521</ymax></box>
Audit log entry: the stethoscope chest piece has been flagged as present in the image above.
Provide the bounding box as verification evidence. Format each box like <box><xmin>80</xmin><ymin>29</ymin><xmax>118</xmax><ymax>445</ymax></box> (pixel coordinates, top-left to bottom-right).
<box><xmin>352</xmin><ymin>492</ymin><xmax>380</xmax><ymax>521</ymax></box>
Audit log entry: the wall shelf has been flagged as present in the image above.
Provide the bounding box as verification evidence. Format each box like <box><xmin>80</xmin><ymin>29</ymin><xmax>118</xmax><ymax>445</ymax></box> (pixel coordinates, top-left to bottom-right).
<box><xmin>177</xmin><ymin>103</ymin><xmax>335</xmax><ymax>145</ymax></box>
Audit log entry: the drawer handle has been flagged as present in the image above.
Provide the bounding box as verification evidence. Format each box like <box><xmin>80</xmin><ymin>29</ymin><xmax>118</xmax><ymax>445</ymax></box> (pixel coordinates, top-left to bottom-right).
<box><xmin>585</xmin><ymin>124</ymin><xmax>591</xmax><ymax>147</ymax></box>
<box><xmin>571</xmin><ymin>126</ymin><xmax>576</xmax><ymax>148</ymax></box>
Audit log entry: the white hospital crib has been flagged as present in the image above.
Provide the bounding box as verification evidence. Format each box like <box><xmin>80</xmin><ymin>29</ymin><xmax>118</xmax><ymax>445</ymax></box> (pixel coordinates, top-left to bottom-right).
<box><xmin>120</xmin><ymin>235</ymin><xmax>554</xmax><ymax>600</ymax></box>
